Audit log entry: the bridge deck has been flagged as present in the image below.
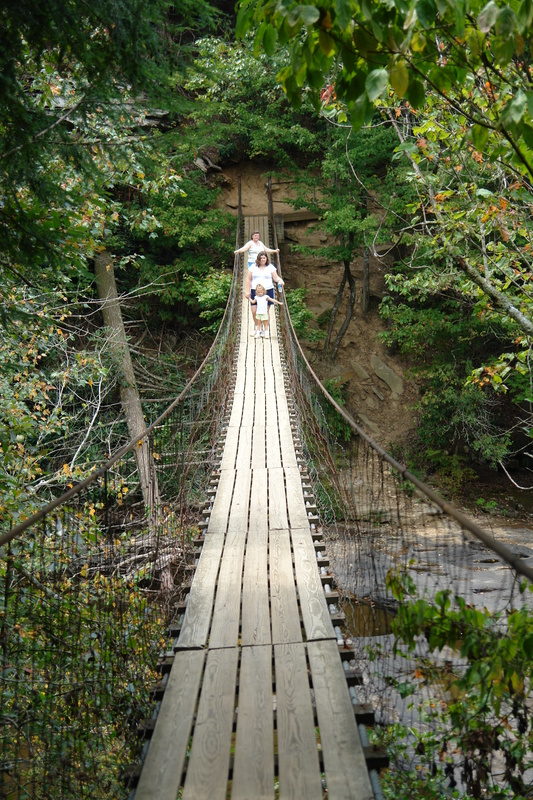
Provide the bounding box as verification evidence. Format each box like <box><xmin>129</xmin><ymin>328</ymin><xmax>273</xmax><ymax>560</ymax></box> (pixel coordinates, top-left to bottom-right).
<box><xmin>134</xmin><ymin>225</ymin><xmax>375</xmax><ymax>800</ymax></box>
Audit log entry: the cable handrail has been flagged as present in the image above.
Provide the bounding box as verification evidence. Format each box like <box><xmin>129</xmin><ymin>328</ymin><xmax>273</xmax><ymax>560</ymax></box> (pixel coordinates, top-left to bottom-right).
<box><xmin>266</xmin><ymin>177</ymin><xmax>533</xmax><ymax>584</ymax></box>
<box><xmin>2</xmin><ymin>220</ymin><xmax>243</xmax><ymax>547</ymax></box>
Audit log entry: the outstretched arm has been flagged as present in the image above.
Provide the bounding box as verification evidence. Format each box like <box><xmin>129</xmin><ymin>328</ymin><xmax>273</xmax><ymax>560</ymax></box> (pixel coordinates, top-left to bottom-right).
<box><xmin>267</xmin><ymin>297</ymin><xmax>283</xmax><ymax>306</ymax></box>
<box><xmin>234</xmin><ymin>241</ymin><xmax>251</xmax><ymax>255</ymax></box>
<box><xmin>264</xmin><ymin>246</ymin><xmax>280</xmax><ymax>254</ymax></box>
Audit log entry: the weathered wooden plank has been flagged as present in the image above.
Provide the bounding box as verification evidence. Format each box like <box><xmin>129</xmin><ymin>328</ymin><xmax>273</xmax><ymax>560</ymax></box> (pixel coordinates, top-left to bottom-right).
<box><xmin>270</xmin><ymin>342</ymin><xmax>286</xmax><ymax>384</ymax></box>
<box><xmin>220</xmin><ymin>428</ymin><xmax>239</xmax><ymax>470</ymax></box>
<box><xmin>235</xmin><ymin>426</ymin><xmax>252</xmax><ymax>470</ymax></box>
<box><xmin>232</xmin><ymin>645</ymin><xmax>275</xmax><ymax>799</ymax></box>
<box><xmin>269</xmin><ymin>530</ymin><xmax>301</xmax><ymax>645</ymax></box>
<box><xmin>227</xmin><ymin>399</ymin><xmax>244</xmax><ymax>433</ymax></box>
<box><xmin>255</xmin><ymin>327</ymin><xmax>265</xmax><ymax>375</ymax></box>
<box><xmin>228</xmin><ymin>333</ymin><xmax>247</xmax><ymax>425</ymax></box>
<box><xmin>135</xmin><ymin>649</ymin><xmax>205</xmax><ymax>800</ymax></box>
<box><xmin>274</xmin><ymin>643</ymin><xmax>323</xmax><ymax>800</ymax></box>
<box><xmin>254</xmin><ymin>366</ymin><xmax>266</xmax><ymax>428</ymax></box>
<box><xmin>263</xmin><ymin>348</ymin><xmax>278</xmax><ymax>417</ymax></box>
<box><xmin>228</xmin><ymin>467</ymin><xmax>252</xmax><ymax>531</ymax></box>
<box><xmin>175</xmin><ymin>534</ymin><xmax>225</xmax><ymax>650</ymax></box>
<box><xmin>251</xmin><ymin>424</ymin><xmax>266</xmax><ymax>469</ymax></box>
<box><xmin>263</xmin><ymin>329</ymin><xmax>275</xmax><ymax>371</ymax></box>
<box><xmin>276</xmin><ymin>407</ymin><xmax>292</xmax><ymax>437</ymax></box>
<box><xmin>268</xmin><ymin>467</ymin><xmax>288</xmax><ymax>529</ymax></box>
<box><xmin>291</xmin><ymin>527</ymin><xmax>336</xmax><ymax>642</ymax></box>
<box><xmin>241</xmin><ymin>467</ymin><xmax>270</xmax><ymax>645</ymax></box>
<box><xmin>241</xmin><ymin>375</ymin><xmax>256</xmax><ymax>432</ymax></box>
<box><xmin>233</xmin><ymin>331</ymin><xmax>248</xmax><ymax>395</ymax></box>
<box><xmin>265</xmin><ymin>425</ymin><xmax>281</xmax><ymax>468</ymax></box>
<box><xmin>182</xmin><ymin>647</ymin><xmax>239</xmax><ymax>800</ymax></box>
<box><xmin>209</xmin><ymin>470</ymin><xmax>251</xmax><ymax>649</ymax></box>
<box><xmin>249</xmin><ymin>466</ymin><xmax>268</xmax><ymax>534</ymax></box>
<box><xmin>207</xmin><ymin>469</ymin><xmax>236</xmax><ymax>533</ymax></box>
<box><xmin>278</xmin><ymin>421</ymin><xmax>298</xmax><ymax>468</ymax></box>
<box><xmin>208</xmin><ymin>542</ymin><xmax>246</xmax><ymax>649</ymax></box>
<box><xmin>281</xmin><ymin>209</ymin><xmax>320</xmax><ymax>223</ymax></box>
<box><xmin>241</xmin><ymin>534</ymin><xmax>270</xmax><ymax>646</ymax></box>
<box><xmin>285</xmin><ymin>466</ymin><xmax>312</xmax><ymax>528</ymax></box>
<box><xmin>308</xmin><ymin>639</ymin><xmax>375</xmax><ymax>800</ymax></box>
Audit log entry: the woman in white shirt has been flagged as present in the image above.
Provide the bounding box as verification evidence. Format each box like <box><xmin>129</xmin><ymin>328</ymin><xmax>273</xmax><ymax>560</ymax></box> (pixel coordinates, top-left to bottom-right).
<box><xmin>245</xmin><ymin>252</ymin><xmax>284</xmax><ymax>328</ymax></box>
<box><xmin>234</xmin><ymin>230</ymin><xmax>279</xmax><ymax>269</ymax></box>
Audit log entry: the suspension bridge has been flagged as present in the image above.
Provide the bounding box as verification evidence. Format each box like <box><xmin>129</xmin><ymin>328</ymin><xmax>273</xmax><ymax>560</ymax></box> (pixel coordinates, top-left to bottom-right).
<box><xmin>2</xmin><ymin>193</ymin><xmax>533</xmax><ymax>800</ymax></box>
<box><xmin>134</xmin><ymin>214</ymin><xmax>377</xmax><ymax>800</ymax></box>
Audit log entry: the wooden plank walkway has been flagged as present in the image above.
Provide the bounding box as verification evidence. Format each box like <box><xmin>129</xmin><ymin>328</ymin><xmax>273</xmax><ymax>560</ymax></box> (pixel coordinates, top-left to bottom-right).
<box><xmin>134</xmin><ymin>219</ymin><xmax>376</xmax><ymax>800</ymax></box>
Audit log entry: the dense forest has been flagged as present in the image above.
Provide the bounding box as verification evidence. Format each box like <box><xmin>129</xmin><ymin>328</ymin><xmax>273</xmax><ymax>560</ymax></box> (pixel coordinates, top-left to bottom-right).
<box><xmin>1</xmin><ymin>0</ymin><xmax>533</xmax><ymax>796</ymax></box>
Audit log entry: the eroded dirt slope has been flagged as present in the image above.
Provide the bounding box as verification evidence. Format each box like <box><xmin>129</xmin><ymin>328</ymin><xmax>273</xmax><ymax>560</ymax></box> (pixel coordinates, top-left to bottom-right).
<box><xmin>216</xmin><ymin>163</ymin><xmax>418</xmax><ymax>448</ymax></box>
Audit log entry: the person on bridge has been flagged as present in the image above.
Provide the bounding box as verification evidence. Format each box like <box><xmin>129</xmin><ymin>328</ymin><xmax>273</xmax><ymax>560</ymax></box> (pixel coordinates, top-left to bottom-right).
<box><xmin>245</xmin><ymin>252</ymin><xmax>284</xmax><ymax>332</ymax></box>
<box><xmin>234</xmin><ymin>230</ymin><xmax>279</xmax><ymax>270</ymax></box>
<box><xmin>250</xmin><ymin>284</ymin><xmax>283</xmax><ymax>339</ymax></box>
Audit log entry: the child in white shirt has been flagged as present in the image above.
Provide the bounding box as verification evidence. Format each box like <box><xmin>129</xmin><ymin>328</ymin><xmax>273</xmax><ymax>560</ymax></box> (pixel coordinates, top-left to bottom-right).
<box><xmin>250</xmin><ymin>284</ymin><xmax>283</xmax><ymax>339</ymax></box>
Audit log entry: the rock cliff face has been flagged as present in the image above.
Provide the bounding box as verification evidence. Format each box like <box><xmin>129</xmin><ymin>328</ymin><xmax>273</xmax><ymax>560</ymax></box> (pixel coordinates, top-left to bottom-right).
<box><xmin>216</xmin><ymin>163</ymin><xmax>419</xmax><ymax>447</ymax></box>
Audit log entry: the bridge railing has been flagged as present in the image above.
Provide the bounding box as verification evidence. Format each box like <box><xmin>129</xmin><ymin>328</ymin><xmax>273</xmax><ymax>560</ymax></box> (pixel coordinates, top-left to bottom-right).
<box><xmin>267</xmin><ymin>182</ymin><xmax>533</xmax><ymax>798</ymax></box>
<box><xmin>0</xmin><ymin>244</ymin><xmax>242</xmax><ymax>798</ymax></box>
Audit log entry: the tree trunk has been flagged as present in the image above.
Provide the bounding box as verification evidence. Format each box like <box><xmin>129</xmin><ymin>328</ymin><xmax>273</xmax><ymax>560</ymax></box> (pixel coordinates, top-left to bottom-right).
<box><xmin>324</xmin><ymin>270</ymin><xmax>347</xmax><ymax>356</ymax></box>
<box><xmin>362</xmin><ymin>246</ymin><xmax>370</xmax><ymax>315</ymax></box>
<box><xmin>94</xmin><ymin>251</ymin><xmax>161</xmax><ymax>519</ymax></box>
<box><xmin>331</xmin><ymin>260</ymin><xmax>356</xmax><ymax>359</ymax></box>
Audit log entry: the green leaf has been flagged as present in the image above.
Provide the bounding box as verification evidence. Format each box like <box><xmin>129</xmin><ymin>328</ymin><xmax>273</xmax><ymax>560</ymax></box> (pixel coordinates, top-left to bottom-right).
<box><xmin>236</xmin><ymin>1</ymin><xmax>256</xmax><ymax>37</ymax></box>
<box><xmin>352</xmin><ymin>26</ymin><xmax>377</xmax><ymax>56</ymax></box>
<box><xmin>406</xmin><ymin>78</ymin><xmax>425</xmax><ymax>108</ymax></box>
<box><xmin>389</xmin><ymin>62</ymin><xmax>409</xmax><ymax>96</ymax></box>
<box><xmin>288</xmin><ymin>6</ymin><xmax>302</xmax><ymax>25</ymax></box>
<box><xmin>517</xmin><ymin>0</ymin><xmax>533</xmax><ymax>32</ymax></box>
<box><xmin>527</xmin><ymin>91</ymin><xmax>533</xmax><ymax>118</ymax></box>
<box><xmin>520</xmin><ymin>121</ymin><xmax>533</xmax><ymax>150</ymax></box>
<box><xmin>416</xmin><ymin>0</ymin><xmax>437</xmax><ymax>28</ymax></box>
<box><xmin>253</xmin><ymin>21</ymin><xmax>268</xmax><ymax>55</ymax></box>
<box><xmin>428</xmin><ymin>65</ymin><xmax>454</xmax><ymax>93</ymax></box>
<box><xmin>300</xmin><ymin>5</ymin><xmax>321</xmax><ymax>24</ymax></box>
<box><xmin>341</xmin><ymin>45</ymin><xmax>357</xmax><ymax>72</ymax></box>
<box><xmin>263</xmin><ymin>24</ymin><xmax>278</xmax><ymax>56</ymax></box>
<box><xmin>500</xmin><ymin>89</ymin><xmax>527</xmax><ymax>126</ymax></box>
<box><xmin>371</xmin><ymin>17</ymin><xmax>386</xmax><ymax>42</ymax></box>
<box><xmin>492</xmin><ymin>34</ymin><xmax>516</xmax><ymax>65</ymax></box>
<box><xmin>495</xmin><ymin>5</ymin><xmax>517</xmax><ymax>37</ymax></box>
<box><xmin>411</xmin><ymin>31</ymin><xmax>427</xmax><ymax>51</ymax></box>
<box><xmin>319</xmin><ymin>29</ymin><xmax>336</xmax><ymax>54</ymax></box>
<box><xmin>349</xmin><ymin>94</ymin><xmax>372</xmax><ymax>129</ymax></box>
<box><xmin>523</xmin><ymin>633</ymin><xmax>533</xmax><ymax>658</ymax></box>
<box><xmin>335</xmin><ymin>0</ymin><xmax>353</xmax><ymax>29</ymax></box>
<box><xmin>307</xmin><ymin>66</ymin><xmax>324</xmax><ymax>88</ymax></box>
<box><xmin>366</xmin><ymin>68</ymin><xmax>389</xmax><ymax>101</ymax></box>
<box><xmin>339</xmin><ymin>66</ymin><xmax>367</xmax><ymax>101</ymax></box>
<box><xmin>471</xmin><ymin>123</ymin><xmax>489</xmax><ymax>152</ymax></box>
<box><xmin>450</xmin><ymin>0</ymin><xmax>466</xmax><ymax>36</ymax></box>
<box><xmin>361</xmin><ymin>0</ymin><xmax>372</xmax><ymax>20</ymax></box>
<box><xmin>477</xmin><ymin>0</ymin><xmax>499</xmax><ymax>32</ymax></box>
